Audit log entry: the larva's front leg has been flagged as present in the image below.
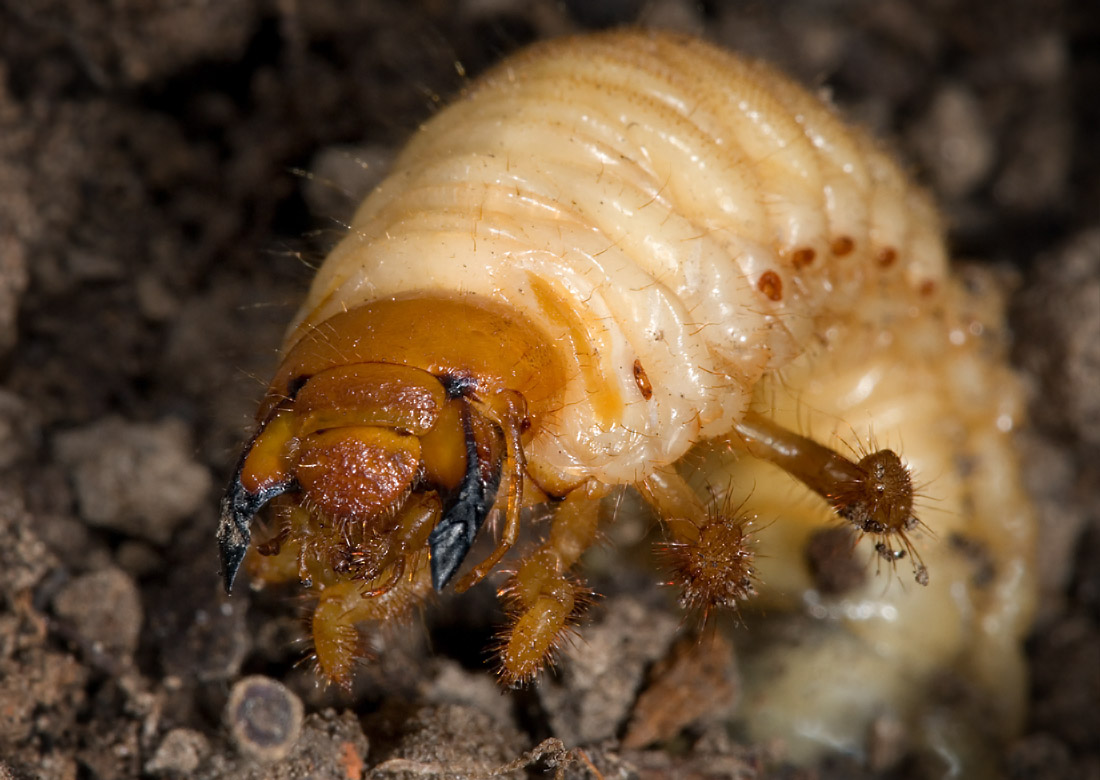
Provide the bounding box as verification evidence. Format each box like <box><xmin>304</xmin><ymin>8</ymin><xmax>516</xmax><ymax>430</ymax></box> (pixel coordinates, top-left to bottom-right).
<box><xmin>453</xmin><ymin>389</ymin><xmax>529</xmax><ymax>593</ymax></box>
<box><xmin>310</xmin><ymin>554</ymin><xmax>433</xmax><ymax>685</ymax></box>
<box><xmin>495</xmin><ymin>480</ymin><xmax>605</xmax><ymax>685</ymax></box>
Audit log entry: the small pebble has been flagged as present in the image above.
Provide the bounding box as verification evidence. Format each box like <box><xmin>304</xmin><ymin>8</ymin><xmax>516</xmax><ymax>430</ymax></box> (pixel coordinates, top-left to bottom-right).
<box><xmin>0</xmin><ymin>233</ymin><xmax>28</xmax><ymax>356</ymax></box>
<box><xmin>0</xmin><ymin>390</ymin><xmax>37</xmax><ymax>470</ymax></box>
<box><xmin>52</xmin><ymin>567</ymin><xmax>142</xmax><ymax>662</ymax></box>
<box><xmin>225</xmin><ymin>676</ymin><xmax>304</xmax><ymax>762</ymax></box>
<box><xmin>539</xmin><ymin>595</ymin><xmax>679</xmax><ymax>744</ymax></box>
<box><xmin>637</xmin><ymin>0</ymin><xmax>705</xmax><ymax>36</ymax></box>
<box><xmin>54</xmin><ymin>416</ymin><xmax>212</xmax><ymax>544</ymax></box>
<box><xmin>375</xmin><ymin>704</ymin><xmax>524</xmax><ymax>776</ymax></box>
<box><xmin>419</xmin><ymin>659</ymin><xmax>515</xmax><ymax>729</ymax></box>
<box><xmin>1014</xmin><ymin>229</ymin><xmax>1100</xmax><ymax>446</ymax></box>
<box><xmin>145</xmin><ymin>728</ymin><xmax>210</xmax><ymax>775</ymax></box>
<box><xmin>0</xmin><ymin>494</ymin><xmax>56</xmax><ymax>599</ymax></box>
<box><xmin>114</xmin><ymin>539</ymin><xmax>163</xmax><ymax>579</ymax></box>
<box><xmin>910</xmin><ymin>84</ymin><xmax>994</xmax><ymax>199</ymax></box>
<box><xmin>304</xmin><ymin>144</ymin><xmax>394</xmax><ymax>225</ymax></box>
<box><xmin>805</xmin><ymin>526</ymin><xmax>866</xmax><ymax>595</ymax></box>
<box><xmin>1006</xmin><ymin>733</ymin><xmax>1074</xmax><ymax>780</ymax></box>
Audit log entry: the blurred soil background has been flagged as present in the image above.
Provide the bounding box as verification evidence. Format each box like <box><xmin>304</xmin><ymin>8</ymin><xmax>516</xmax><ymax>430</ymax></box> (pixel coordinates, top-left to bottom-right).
<box><xmin>0</xmin><ymin>0</ymin><xmax>1096</xmax><ymax>778</ymax></box>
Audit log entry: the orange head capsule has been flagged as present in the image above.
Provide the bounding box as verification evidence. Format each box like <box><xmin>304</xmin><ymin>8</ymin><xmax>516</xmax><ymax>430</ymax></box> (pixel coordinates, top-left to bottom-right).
<box><xmin>218</xmin><ymin>295</ymin><xmax>566</xmax><ymax>597</ymax></box>
<box><xmin>218</xmin><ymin>296</ymin><xmax>570</xmax><ymax>684</ymax></box>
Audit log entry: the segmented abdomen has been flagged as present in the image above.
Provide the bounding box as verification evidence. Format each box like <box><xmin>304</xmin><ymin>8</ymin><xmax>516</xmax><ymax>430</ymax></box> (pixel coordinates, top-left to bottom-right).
<box><xmin>290</xmin><ymin>31</ymin><xmax>947</xmax><ymax>486</ymax></box>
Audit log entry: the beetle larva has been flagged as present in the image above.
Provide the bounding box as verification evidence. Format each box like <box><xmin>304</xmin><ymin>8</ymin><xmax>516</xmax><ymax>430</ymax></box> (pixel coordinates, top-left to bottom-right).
<box><xmin>219</xmin><ymin>30</ymin><xmax>1035</xmax><ymax>758</ymax></box>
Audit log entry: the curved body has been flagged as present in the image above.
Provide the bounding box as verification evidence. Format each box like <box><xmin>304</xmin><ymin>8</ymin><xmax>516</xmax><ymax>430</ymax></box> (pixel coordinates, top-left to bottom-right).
<box><xmin>291</xmin><ymin>32</ymin><xmax>946</xmax><ymax>487</ymax></box>
<box><xmin>219</xmin><ymin>29</ymin><xmax>1035</xmax><ymax>768</ymax></box>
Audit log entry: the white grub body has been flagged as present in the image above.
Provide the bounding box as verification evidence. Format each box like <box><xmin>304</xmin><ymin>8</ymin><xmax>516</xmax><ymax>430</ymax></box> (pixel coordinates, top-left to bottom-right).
<box><xmin>292</xmin><ymin>31</ymin><xmax>946</xmax><ymax>488</ymax></box>
<box><xmin>689</xmin><ymin>266</ymin><xmax>1036</xmax><ymax>766</ymax></box>
<box><xmin>289</xmin><ymin>31</ymin><xmax>1034</xmax><ymax>766</ymax></box>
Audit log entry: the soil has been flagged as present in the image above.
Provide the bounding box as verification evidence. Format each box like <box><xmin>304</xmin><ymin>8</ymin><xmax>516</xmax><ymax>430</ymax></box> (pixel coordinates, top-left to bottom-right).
<box><xmin>0</xmin><ymin>1</ymin><xmax>1096</xmax><ymax>778</ymax></box>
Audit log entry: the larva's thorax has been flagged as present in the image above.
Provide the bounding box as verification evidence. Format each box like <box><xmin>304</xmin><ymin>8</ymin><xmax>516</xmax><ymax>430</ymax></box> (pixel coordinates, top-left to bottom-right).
<box><xmin>291</xmin><ymin>32</ymin><xmax>947</xmax><ymax>485</ymax></box>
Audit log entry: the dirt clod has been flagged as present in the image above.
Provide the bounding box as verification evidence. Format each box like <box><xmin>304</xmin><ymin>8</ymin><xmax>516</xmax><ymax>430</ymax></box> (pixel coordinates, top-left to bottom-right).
<box><xmin>539</xmin><ymin>595</ymin><xmax>680</xmax><ymax>745</ymax></box>
<box><xmin>805</xmin><ymin>527</ymin><xmax>867</xmax><ymax>595</ymax></box>
<box><xmin>623</xmin><ymin>632</ymin><xmax>740</xmax><ymax>749</ymax></box>
<box><xmin>52</xmin><ymin>566</ymin><xmax>143</xmax><ymax>665</ymax></box>
<box><xmin>1014</xmin><ymin>229</ymin><xmax>1100</xmax><ymax>447</ymax></box>
<box><xmin>146</xmin><ymin>728</ymin><xmax>211</xmax><ymax>776</ymax></box>
<box><xmin>54</xmin><ymin>416</ymin><xmax>212</xmax><ymax>544</ymax></box>
<box><xmin>0</xmin><ymin>495</ymin><xmax>56</xmax><ymax>603</ymax></box>
<box><xmin>371</xmin><ymin>704</ymin><xmax>525</xmax><ymax>779</ymax></box>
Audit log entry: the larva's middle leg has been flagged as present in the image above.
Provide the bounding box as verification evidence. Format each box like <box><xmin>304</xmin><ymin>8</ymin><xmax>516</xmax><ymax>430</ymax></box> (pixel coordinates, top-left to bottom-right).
<box><xmin>494</xmin><ymin>480</ymin><xmax>606</xmax><ymax>685</ymax></box>
<box><xmin>640</xmin><ymin>466</ymin><xmax>757</xmax><ymax>619</ymax></box>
